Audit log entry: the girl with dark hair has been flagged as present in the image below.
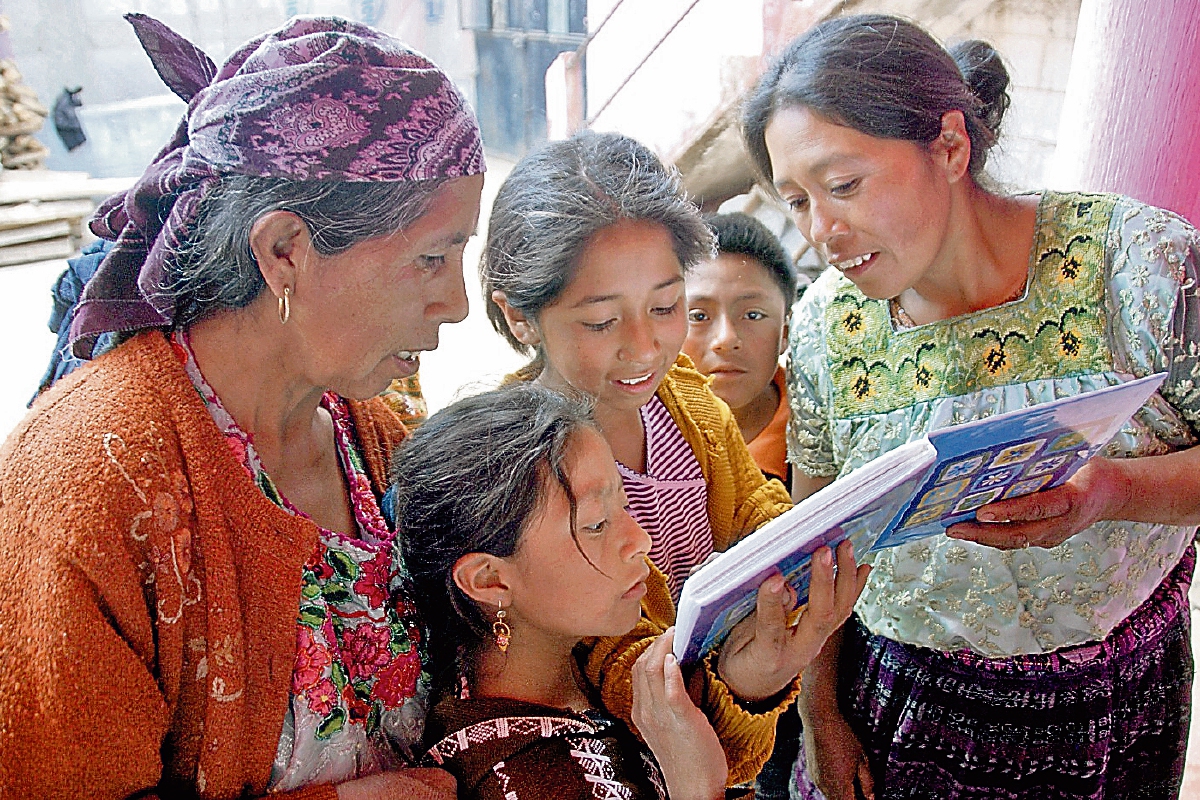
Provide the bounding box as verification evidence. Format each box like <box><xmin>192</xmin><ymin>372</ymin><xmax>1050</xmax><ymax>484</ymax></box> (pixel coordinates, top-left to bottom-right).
<box><xmin>480</xmin><ymin>129</ymin><xmax>869</xmax><ymax>787</ymax></box>
<box><xmin>0</xmin><ymin>14</ymin><xmax>484</xmax><ymax>800</ymax></box>
<box><xmin>746</xmin><ymin>12</ymin><xmax>1200</xmax><ymax>800</ymax></box>
<box><xmin>394</xmin><ymin>383</ymin><xmax>727</xmax><ymax>799</ymax></box>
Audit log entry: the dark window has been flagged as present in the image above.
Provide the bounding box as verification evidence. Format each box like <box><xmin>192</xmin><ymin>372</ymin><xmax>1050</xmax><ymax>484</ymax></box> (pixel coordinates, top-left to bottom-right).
<box><xmin>568</xmin><ymin>0</ymin><xmax>586</xmax><ymax>34</ymax></box>
<box><xmin>507</xmin><ymin>0</ymin><xmax>549</xmax><ymax>31</ymax></box>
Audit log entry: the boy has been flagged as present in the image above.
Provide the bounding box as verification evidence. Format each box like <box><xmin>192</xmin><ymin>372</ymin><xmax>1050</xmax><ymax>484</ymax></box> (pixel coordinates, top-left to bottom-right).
<box><xmin>683</xmin><ymin>212</ymin><xmax>797</xmax><ymax>488</ymax></box>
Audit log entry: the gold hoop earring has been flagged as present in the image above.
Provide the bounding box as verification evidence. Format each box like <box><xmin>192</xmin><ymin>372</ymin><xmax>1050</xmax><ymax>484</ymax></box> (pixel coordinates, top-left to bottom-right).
<box><xmin>278</xmin><ymin>286</ymin><xmax>291</xmax><ymax>325</ymax></box>
<box><xmin>493</xmin><ymin>602</ymin><xmax>510</xmax><ymax>653</ymax></box>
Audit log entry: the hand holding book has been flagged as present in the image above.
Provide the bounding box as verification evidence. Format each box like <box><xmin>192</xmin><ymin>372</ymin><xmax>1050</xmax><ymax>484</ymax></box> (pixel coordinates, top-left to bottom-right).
<box><xmin>947</xmin><ymin>450</ymin><xmax>1132</xmax><ymax>550</ymax></box>
<box><xmin>714</xmin><ymin>541</ymin><xmax>869</xmax><ymax>702</ymax></box>
<box><xmin>673</xmin><ymin>373</ymin><xmax>1167</xmax><ymax>664</ymax></box>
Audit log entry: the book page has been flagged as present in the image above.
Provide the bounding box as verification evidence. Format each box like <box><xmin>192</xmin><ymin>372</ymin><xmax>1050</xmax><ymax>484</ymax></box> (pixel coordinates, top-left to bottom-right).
<box><xmin>874</xmin><ymin>373</ymin><xmax>1166</xmax><ymax>549</ymax></box>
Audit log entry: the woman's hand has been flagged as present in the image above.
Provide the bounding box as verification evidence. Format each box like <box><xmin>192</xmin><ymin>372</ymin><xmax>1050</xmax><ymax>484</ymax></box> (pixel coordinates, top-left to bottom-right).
<box><xmin>804</xmin><ymin>709</ymin><xmax>874</xmax><ymax>800</ymax></box>
<box><xmin>717</xmin><ymin>539</ymin><xmax>870</xmax><ymax>702</ymax></box>
<box><xmin>335</xmin><ymin>768</ymin><xmax>457</xmax><ymax>800</ymax></box>
<box><xmin>632</xmin><ymin>629</ymin><xmax>728</xmax><ymax>800</ymax></box>
<box><xmin>946</xmin><ymin>457</ymin><xmax>1130</xmax><ymax>550</ymax></box>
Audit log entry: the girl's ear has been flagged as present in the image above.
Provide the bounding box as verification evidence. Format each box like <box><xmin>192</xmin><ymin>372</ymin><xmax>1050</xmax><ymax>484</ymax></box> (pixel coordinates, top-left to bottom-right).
<box><xmin>491</xmin><ymin>289</ymin><xmax>542</xmax><ymax>347</ymax></box>
<box><xmin>931</xmin><ymin>110</ymin><xmax>971</xmax><ymax>184</ymax></box>
<box><xmin>452</xmin><ymin>552</ymin><xmax>512</xmax><ymax>608</ymax></box>
<box><xmin>778</xmin><ymin>319</ymin><xmax>790</xmax><ymax>358</ymax></box>
<box><xmin>250</xmin><ymin>210</ymin><xmax>312</xmax><ymax>299</ymax></box>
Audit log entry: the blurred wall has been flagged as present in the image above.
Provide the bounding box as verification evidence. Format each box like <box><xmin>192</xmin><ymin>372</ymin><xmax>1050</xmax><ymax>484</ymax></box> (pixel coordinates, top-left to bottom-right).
<box><xmin>5</xmin><ymin>0</ymin><xmax>477</xmax><ymax>178</ymax></box>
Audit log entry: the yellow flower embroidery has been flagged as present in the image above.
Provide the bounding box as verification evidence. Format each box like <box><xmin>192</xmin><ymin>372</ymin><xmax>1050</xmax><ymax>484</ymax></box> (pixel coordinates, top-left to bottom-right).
<box><xmin>984</xmin><ymin>345</ymin><xmax>1008</xmax><ymax>374</ymax></box>
<box><xmin>1061</xmin><ymin>255</ymin><xmax>1081</xmax><ymax>280</ymax></box>
<box><xmin>1060</xmin><ymin>329</ymin><xmax>1082</xmax><ymax>357</ymax></box>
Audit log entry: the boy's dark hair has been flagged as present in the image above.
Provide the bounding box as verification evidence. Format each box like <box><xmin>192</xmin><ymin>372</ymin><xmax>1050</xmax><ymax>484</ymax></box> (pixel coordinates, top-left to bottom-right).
<box><xmin>743</xmin><ymin>14</ymin><xmax>1010</xmax><ymax>185</ymax></box>
<box><xmin>392</xmin><ymin>382</ymin><xmax>597</xmax><ymax>696</ymax></box>
<box><xmin>705</xmin><ymin>212</ymin><xmax>797</xmax><ymax>303</ymax></box>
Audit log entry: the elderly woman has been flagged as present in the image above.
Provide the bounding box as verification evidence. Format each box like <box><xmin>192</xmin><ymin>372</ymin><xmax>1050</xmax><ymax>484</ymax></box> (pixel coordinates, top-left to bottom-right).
<box><xmin>0</xmin><ymin>15</ymin><xmax>482</xmax><ymax>800</ymax></box>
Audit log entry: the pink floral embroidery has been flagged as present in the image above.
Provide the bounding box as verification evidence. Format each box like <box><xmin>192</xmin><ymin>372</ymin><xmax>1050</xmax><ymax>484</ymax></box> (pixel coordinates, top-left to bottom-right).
<box><xmin>306</xmin><ymin>677</ymin><xmax>339</xmax><ymax>717</ymax></box>
<box><xmin>342</xmin><ymin>623</ymin><xmax>394</xmax><ymax>682</ymax></box>
<box><xmin>293</xmin><ymin>626</ymin><xmax>333</xmax><ymax>692</ymax></box>
<box><xmin>223</xmin><ymin>434</ymin><xmax>249</xmax><ymax>474</ymax></box>
<box><xmin>372</xmin><ymin>650</ymin><xmax>421</xmax><ymax>706</ymax></box>
<box><xmin>305</xmin><ymin>543</ymin><xmax>335</xmax><ymax>582</ymax></box>
<box><xmin>353</xmin><ymin>551</ymin><xmax>390</xmax><ymax>609</ymax></box>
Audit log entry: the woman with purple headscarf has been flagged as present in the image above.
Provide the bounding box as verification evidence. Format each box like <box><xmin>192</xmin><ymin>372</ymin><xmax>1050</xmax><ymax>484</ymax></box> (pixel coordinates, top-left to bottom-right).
<box><xmin>0</xmin><ymin>15</ymin><xmax>484</xmax><ymax>800</ymax></box>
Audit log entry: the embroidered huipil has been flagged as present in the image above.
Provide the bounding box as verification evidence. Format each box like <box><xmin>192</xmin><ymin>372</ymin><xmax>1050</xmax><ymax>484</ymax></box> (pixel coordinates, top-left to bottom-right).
<box><xmin>172</xmin><ymin>333</ymin><xmax>429</xmax><ymax>790</ymax></box>
<box><xmin>424</xmin><ymin>695</ymin><xmax>669</xmax><ymax>799</ymax></box>
<box><xmin>617</xmin><ymin>396</ymin><xmax>714</xmax><ymax>601</ymax></box>
<box><xmin>787</xmin><ymin>192</ymin><xmax>1200</xmax><ymax>656</ymax></box>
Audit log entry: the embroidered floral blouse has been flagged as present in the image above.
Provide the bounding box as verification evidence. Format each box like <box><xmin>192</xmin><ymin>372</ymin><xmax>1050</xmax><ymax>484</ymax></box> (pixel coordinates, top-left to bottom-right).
<box><xmin>786</xmin><ymin>192</ymin><xmax>1200</xmax><ymax>656</ymax></box>
<box><xmin>171</xmin><ymin>332</ymin><xmax>429</xmax><ymax>791</ymax></box>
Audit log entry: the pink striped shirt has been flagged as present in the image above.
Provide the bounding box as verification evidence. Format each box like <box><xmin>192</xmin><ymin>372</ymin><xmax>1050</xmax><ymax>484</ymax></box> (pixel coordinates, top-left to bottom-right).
<box><xmin>616</xmin><ymin>396</ymin><xmax>713</xmax><ymax>602</ymax></box>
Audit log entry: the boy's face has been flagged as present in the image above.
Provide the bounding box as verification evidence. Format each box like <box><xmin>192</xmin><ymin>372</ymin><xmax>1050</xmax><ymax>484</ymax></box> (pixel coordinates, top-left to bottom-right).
<box><xmin>683</xmin><ymin>252</ymin><xmax>789</xmax><ymax>412</ymax></box>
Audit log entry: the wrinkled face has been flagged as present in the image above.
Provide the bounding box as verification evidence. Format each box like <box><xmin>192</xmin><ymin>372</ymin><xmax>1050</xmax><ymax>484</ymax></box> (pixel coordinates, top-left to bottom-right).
<box><xmin>535</xmin><ymin>219</ymin><xmax>688</xmax><ymax>417</ymax></box>
<box><xmin>503</xmin><ymin>428</ymin><xmax>652</xmax><ymax>642</ymax></box>
<box><xmin>764</xmin><ymin>105</ymin><xmax>952</xmax><ymax>300</ymax></box>
<box><xmin>683</xmin><ymin>252</ymin><xmax>788</xmax><ymax>411</ymax></box>
<box><xmin>292</xmin><ymin>173</ymin><xmax>483</xmax><ymax>398</ymax></box>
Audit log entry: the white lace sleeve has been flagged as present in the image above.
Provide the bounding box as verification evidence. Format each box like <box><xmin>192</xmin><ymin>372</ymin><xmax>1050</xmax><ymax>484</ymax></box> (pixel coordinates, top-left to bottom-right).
<box><xmin>786</xmin><ymin>281</ymin><xmax>840</xmax><ymax>477</ymax></box>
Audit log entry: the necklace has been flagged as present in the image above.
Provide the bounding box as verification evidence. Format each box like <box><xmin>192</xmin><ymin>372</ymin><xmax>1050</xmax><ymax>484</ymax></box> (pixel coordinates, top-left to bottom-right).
<box><xmin>889</xmin><ymin>277</ymin><xmax>1028</xmax><ymax>330</ymax></box>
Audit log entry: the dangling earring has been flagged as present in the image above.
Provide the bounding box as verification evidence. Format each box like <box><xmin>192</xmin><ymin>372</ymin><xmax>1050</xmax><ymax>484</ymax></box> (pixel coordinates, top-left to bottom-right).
<box><xmin>278</xmin><ymin>286</ymin><xmax>291</xmax><ymax>325</ymax></box>
<box><xmin>493</xmin><ymin>601</ymin><xmax>511</xmax><ymax>653</ymax></box>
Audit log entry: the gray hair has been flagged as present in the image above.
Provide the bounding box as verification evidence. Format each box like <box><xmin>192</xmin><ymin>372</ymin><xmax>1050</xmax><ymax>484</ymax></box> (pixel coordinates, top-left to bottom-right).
<box><xmin>162</xmin><ymin>174</ymin><xmax>445</xmax><ymax>326</ymax></box>
<box><xmin>481</xmin><ymin>130</ymin><xmax>715</xmax><ymax>360</ymax></box>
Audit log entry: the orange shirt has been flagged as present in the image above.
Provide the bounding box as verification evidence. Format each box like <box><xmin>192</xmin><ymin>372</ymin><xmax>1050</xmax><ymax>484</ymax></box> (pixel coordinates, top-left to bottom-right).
<box><xmin>745</xmin><ymin>365</ymin><xmax>790</xmax><ymax>486</ymax></box>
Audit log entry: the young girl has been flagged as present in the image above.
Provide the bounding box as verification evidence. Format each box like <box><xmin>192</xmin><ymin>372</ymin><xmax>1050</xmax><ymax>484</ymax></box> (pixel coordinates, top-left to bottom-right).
<box><xmin>479</xmin><ymin>130</ymin><xmax>868</xmax><ymax>784</ymax></box>
<box><xmin>394</xmin><ymin>383</ymin><xmax>728</xmax><ymax>799</ymax></box>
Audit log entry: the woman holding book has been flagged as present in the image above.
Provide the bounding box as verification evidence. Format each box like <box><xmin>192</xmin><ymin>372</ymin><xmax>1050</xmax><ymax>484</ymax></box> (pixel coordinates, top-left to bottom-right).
<box><xmin>744</xmin><ymin>13</ymin><xmax>1200</xmax><ymax>800</ymax></box>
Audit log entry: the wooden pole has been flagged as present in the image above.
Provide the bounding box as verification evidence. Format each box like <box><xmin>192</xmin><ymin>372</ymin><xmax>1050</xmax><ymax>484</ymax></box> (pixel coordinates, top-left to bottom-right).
<box><xmin>1048</xmin><ymin>0</ymin><xmax>1200</xmax><ymax>223</ymax></box>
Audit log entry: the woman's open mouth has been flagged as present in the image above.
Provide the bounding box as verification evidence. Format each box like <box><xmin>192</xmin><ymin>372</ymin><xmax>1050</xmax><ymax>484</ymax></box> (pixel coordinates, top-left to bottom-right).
<box><xmin>832</xmin><ymin>252</ymin><xmax>878</xmax><ymax>277</ymax></box>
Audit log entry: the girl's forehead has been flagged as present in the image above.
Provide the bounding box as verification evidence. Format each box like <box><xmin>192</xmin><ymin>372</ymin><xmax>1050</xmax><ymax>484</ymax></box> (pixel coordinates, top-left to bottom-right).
<box><xmin>564</xmin><ymin>219</ymin><xmax>684</xmax><ymax>298</ymax></box>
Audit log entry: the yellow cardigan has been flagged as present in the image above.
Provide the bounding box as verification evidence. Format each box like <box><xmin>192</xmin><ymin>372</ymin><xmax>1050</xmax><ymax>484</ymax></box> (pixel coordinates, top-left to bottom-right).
<box><xmin>573</xmin><ymin>356</ymin><xmax>796</xmax><ymax>784</ymax></box>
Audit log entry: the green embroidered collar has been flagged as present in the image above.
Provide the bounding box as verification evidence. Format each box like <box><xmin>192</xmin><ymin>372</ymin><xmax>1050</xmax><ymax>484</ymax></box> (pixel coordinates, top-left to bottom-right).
<box><xmin>822</xmin><ymin>191</ymin><xmax>1116</xmax><ymax>417</ymax></box>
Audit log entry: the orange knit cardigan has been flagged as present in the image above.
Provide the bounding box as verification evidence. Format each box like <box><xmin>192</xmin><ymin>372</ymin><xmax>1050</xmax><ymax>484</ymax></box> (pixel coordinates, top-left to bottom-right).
<box><xmin>0</xmin><ymin>332</ymin><xmax>407</xmax><ymax>800</ymax></box>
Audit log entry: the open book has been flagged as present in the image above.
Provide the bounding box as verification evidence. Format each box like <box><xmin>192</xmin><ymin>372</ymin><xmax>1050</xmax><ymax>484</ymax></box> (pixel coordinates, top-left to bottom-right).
<box><xmin>673</xmin><ymin>373</ymin><xmax>1166</xmax><ymax>663</ymax></box>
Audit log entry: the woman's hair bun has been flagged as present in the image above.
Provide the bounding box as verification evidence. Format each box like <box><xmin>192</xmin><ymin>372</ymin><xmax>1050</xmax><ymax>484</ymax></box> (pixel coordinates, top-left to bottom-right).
<box><xmin>949</xmin><ymin>39</ymin><xmax>1011</xmax><ymax>137</ymax></box>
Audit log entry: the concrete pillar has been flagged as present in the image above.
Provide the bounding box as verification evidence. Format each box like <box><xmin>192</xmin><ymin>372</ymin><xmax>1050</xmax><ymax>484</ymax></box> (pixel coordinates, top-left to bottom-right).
<box><xmin>1047</xmin><ymin>0</ymin><xmax>1200</xmax><ymax>223</ymax></box>
<box><xmin>545</xmin><ymin>50</ymin><xmax>584</xmax><ymax>140</ymax></box>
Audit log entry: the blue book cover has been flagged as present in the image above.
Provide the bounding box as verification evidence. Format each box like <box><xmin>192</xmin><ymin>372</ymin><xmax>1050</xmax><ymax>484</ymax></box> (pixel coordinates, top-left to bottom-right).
<box><xmin>672</xmin><ymin>373</ymin><xmax>1165</xmax><ymax>664</ymax></box>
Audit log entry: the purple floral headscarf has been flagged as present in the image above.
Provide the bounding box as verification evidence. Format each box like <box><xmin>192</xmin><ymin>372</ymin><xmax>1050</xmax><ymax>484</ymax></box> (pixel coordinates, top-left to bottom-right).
<box><xmin>70</xmin><ymin>13</ymin><xmax>485</xmax><ymax>357</ymax></box>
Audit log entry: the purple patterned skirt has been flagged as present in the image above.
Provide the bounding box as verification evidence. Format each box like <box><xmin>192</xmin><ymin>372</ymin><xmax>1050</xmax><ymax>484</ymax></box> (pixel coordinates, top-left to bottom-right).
<box><xmin>839</xmin><ymin>544</ymin><xmax>1195</xmax><ymax>800</ymax></box>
